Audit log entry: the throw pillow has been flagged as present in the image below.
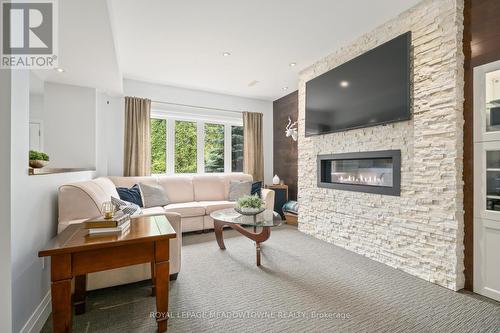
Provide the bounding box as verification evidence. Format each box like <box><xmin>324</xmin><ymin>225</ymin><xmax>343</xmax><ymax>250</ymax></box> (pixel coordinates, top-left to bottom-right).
<box><xmin>251</xmin><ymin>181</ymin><xmax>262</xmax><ymax>198</ymax></box>
<box><xmin>139</xmin><ymin>183</ymin><xmax>169</xmax><ymax>208</ymax></box>
<box><xmin>116</xmin><ymin>184</ymin><xmax>143</xmax><ymax>207</ymax></box>
<box><xmin>228</xmin><ymin>181</ymin><xmax>252</xmax><ymax>201</ymax></box>
<box><xmin>111</xmin><ymin>196</ymin><xmax>142</xmax><ymax>217</ymax></box>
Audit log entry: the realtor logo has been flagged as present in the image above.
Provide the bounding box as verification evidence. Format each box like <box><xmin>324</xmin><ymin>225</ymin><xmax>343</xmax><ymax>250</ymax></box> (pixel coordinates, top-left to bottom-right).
<box><xmin>1</xmin><ymin>0</ymin><xmax>58</xmax><ymax>68</ymax></box>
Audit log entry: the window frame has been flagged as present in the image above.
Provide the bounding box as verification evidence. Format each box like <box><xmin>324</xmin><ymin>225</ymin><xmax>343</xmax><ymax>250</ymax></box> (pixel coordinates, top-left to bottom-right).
<box><xmin>150</xmin><ymin>109</ymin><xmax>243</xmax><ymax>175</ymax></box>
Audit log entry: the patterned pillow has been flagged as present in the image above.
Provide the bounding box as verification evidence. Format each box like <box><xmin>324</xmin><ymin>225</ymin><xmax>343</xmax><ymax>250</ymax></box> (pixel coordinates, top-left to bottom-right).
<box><xmin>111</xmin><ymin>196</ymin><xmax>142</xmax><ymax>217</ymax></box>
<box><xmin>282</xmin><ymin>200</ymin><xmax>299</xmax><ymax>215</ymax></box>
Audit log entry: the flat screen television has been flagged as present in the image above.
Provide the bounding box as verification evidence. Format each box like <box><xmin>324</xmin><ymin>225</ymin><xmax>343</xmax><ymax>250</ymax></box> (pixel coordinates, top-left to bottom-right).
<box><xmin>305</xmin><ymin>31</ymin><xmax>411</xmax><ymax>136</ymax></box>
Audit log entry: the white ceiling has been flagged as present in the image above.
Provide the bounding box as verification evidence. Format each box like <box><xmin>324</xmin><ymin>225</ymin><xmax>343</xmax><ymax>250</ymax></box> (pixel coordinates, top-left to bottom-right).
<box><xmin>37</xmin><ymin>0</ymin><xmax>422</xmax><ymax>100</ymax></box>
<box><xmin>108</xmin><ymin>0</ymin><xmax>422</xmax><ymax>101</ymax></box>
<box><xmin>33</xmin><ymin>0</ymin><xmax>122</xmax><ymax>95</ymax></box>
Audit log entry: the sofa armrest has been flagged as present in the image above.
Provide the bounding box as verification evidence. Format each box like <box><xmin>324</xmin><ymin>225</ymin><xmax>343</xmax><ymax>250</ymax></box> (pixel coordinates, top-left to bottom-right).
<box><xmin>163</xmin><ymin>212</ymin><xmax>182</xmax><ymax>274</ymax></box>
<box><xmin>261</xmin><ymin>188</ymin><xmax>275</xmax><ymax>210</ymax></box>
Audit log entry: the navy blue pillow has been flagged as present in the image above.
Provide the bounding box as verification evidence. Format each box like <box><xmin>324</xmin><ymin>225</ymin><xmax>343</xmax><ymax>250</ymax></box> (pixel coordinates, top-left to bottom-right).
<box><xmin>251</xmin><ymin>181</ymin><xmax>262</xmax><ymax>197</ymax></box>
<box><xmin>116</xmin><ymin>184</ymin><xmax>143</xmax><ymax>207</ymax></box>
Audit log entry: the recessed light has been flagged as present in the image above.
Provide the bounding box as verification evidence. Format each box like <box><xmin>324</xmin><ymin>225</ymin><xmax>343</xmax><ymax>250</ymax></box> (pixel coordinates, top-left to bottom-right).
<box><xmin>55</xmin><ymin>67</ymin><xmax>65</xmax><ymax>73</ymax></box>
<box><xmin>222</xmin><ymin>52</ymin><xmax>231</xmax><ymax>57</ymax></box>
<box><xmin>283</xmin><ymin>86</ymin><xmax>289</xmax><ymax>91</ymax></box>
<box><xmin>289</xmin><ymin>62</ymin><xmax>297</xmax><ymax>67</ymax></box>
<box><xmin>340</xmin><ymin>81</ymin><xmax>349</xmax><ymax>87</ymax></box>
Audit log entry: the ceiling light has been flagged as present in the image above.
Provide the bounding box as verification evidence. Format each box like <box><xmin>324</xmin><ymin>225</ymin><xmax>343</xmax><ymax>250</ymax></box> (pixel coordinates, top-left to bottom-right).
<box><xmin>55</xmin><ymin>67</ymin><xmax>65</xmax><ymax>73</ymax></box>
<box><xmin>289</xmin><ymin>62</ymin><xmax>297</xmax><ymax>67</ymax></box>
<box><xmin>222</xmin><ymin>52</ymin><xmax>231</xmax><ymax>57</ymax></box>
<box><xmin>283</xmin><ymin>87</ymin><xmax>289</xmax><ymax>91</ymax></box>
<box><xmin>340</xmin><ymin>81</ymin><xmax>349</xmax><ymax>87</ymax></box>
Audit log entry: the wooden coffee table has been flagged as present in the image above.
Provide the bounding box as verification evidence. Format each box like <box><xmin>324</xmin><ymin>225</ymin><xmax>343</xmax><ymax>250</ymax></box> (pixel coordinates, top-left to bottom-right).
<box><xmin>210</xmin><ymin>208</ymin><xmax>282</xmax><ymax>266</ymax></box>
<box><xmin>38</xmin><ymin>215</ymin><xmax>176</xmax><ymax>333</ymax></box>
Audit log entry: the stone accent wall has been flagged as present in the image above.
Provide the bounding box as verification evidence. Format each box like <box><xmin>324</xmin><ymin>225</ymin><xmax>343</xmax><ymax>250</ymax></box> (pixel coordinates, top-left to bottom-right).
<box><xmin>297</xmin><ymin>0</ymin><xmax>465</xmax><ymax>290</ymax></box>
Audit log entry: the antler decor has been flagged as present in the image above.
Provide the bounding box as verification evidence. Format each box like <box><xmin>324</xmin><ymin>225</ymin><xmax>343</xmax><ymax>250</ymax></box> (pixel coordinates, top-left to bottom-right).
<box><xmin>285</xmin><ymin>117</ymin><xmax>298</xmax><ymax>141</ymax></box>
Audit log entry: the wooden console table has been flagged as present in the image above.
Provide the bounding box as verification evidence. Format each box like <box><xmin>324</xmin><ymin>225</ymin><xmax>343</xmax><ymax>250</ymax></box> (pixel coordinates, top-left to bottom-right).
<box><xmin>38</xmin><ymin>215</ymin><xmax>176</xmax><ymax>333</ymax></box>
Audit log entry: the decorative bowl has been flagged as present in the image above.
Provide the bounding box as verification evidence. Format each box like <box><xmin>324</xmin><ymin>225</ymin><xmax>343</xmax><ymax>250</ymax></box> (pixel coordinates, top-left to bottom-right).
<box><xmin>234</xmin><ymin>207</ymin><xmax>265</xmax><ymax>216</ymax></box>
<box><xmin>29</xmin><ymin>160</ymin><xmax>49</xmax><ymax>168</ymax></box>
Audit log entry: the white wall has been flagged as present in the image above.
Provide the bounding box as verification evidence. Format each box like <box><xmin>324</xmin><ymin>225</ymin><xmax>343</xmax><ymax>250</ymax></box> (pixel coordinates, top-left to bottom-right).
<box><xmin>11</xmin><ymin>71</ymin><xmax>96</xmax><ymax>333</ymax></box>
<box><xmin>96</xmin><ymin>93</ymin><xmax>124</xmax><ymax>177</ymax></box>
<box><xmin>43</xmin><ymin>82</ymin><xmax>97</xmax><ymax>168</ymax></box>
<box><xmin>0</xmin><ymin>68</ymin><xmax>13</xmax><ymax>333</ymax></box>
<box><xmin>120</xmin><ymin>79</ymin><xmax>274</xmax><ymax>183</ymax></box>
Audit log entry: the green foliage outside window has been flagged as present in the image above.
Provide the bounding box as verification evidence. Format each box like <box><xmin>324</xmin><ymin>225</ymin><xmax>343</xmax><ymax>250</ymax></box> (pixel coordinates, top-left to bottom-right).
<box><xmin>175</xmin><ymin>121</ymin><xmax>197</xmax><ymax>173</ymax></box>
<box><xmin>231</xmin><ymin>126</ymin><xmax>243</xmax><ymax>172</ymax></box>
<box><xmin>205</xmin><ymin>123</ymin><xmax>225</xmax><ymax>173</ymax></box>
<box><xmin>151</xmin><ymin>119</ymin><xmax>166</xmax><ymax>174</ymax></box>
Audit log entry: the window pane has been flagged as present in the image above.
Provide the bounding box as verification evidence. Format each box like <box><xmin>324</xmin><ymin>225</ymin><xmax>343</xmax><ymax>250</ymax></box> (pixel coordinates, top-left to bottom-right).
<box><xmin>175</xmin><ymin>120</ymin><xmax>197</xmax><ymax>173</ymax></box>
<box><xmin>151</xmin><ymin>118</ymin><xmax>166</xmax><ymax>174</ymax></box>
<box><xmin>205</xmin><ymin>123</ymin><xmax>225</xmax><ymax>173</ymax></box>
<box><xmin>231</xmin><ymin>126</ymin><xmax>243</xmax><ymax>172</ymax></box>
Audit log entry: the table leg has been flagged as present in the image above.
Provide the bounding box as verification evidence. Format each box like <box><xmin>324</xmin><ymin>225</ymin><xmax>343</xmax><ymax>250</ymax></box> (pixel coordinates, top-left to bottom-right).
<box><xmin>74</xmin><ymin>275</ymin><xmax>87</xmax><ymax>315</ymax></box>
<box><xmin>51</xmin><ymin>254</ymin><xmax>72</xmax><ymax>333</ymax></box>
<box><xmin>256</xmin><ymin>242</ymin><xmax>261</xmax><ymax>266</ymax></box>
<box><xmin>155</xmin><ymin>240</ymin><xmax>170</xmax><ymax>332</ymax></box>
<box><xmin>214</xmin><ymin>220</ymin><xmax>226</xmax><ymax>249</ymax></box>
<box><xmin>151</xmin><ymin>262</ymin><xmax>156</xmax><ymax>296</ymax></box>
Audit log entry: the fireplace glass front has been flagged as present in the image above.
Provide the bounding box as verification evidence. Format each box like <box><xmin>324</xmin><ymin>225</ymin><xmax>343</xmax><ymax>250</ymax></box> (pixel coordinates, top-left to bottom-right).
<box><xmin>318</xmin><ymin>150</ymin><xmax>401</xmax><ymax>196</ymax></box>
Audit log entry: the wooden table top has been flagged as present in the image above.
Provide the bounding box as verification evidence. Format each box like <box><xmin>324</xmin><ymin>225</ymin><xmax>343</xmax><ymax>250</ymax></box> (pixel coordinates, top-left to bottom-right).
<box><xmin>39</xmin><ymin>215</ymin><xmax>176</xmax><ymax>257</ymax></box>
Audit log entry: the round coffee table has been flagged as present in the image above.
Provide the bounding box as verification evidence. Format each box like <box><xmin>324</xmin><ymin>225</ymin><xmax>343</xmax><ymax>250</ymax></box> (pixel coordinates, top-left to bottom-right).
<box><xmin>210</xmin><ymin>208</ymin><xmax>282</xmax><ymax>266</ymax></box>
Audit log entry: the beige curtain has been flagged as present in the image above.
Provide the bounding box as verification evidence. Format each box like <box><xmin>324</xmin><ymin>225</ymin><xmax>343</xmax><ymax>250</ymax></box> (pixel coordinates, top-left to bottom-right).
<box><xmin>123</xmin><ymin>96</ymin><xmax>151</xmax><ymax>176</ymax></box>
<box><xmin>243</xmin><ymin>112</ymin><xmax>264</xmax><ymax>182</ymax></box>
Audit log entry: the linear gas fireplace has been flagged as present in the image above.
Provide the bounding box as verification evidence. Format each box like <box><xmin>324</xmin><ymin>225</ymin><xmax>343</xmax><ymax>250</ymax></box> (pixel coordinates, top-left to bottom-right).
<box><xmin>317</xmin><ymin>150</ymin><xmax>401</xmax><ymax>196</ymax></box>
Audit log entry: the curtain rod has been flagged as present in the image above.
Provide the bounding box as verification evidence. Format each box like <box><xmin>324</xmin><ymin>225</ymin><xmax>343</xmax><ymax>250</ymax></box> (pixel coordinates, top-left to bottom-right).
<box><xmin>151</xmin><ymin>100</ymin><xmax>245</xmax><ymax>114</ymax></box>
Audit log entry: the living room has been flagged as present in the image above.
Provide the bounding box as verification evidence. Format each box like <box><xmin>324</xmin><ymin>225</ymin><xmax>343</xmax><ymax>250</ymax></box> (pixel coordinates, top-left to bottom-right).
<box><xmin>1</xmin><ymin>0</ymin><xmax>499</xmax><ymax>332</ymax></box>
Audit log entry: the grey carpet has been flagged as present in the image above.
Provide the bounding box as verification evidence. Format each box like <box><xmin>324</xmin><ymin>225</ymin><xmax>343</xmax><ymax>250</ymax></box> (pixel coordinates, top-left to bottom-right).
<box><xmin>41</xmin><ymin>225</ymin><xmax>500</xmax><ymax>333</ymax></box>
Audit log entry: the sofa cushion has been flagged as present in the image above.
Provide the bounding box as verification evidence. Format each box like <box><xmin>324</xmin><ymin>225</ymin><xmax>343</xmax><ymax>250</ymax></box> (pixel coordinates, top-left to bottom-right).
<box><xmin>141</xmin><ymin>206</ymin><xmax>166</xmax><ymax>217</ymax></box>
<box><xmin>109</xmin><ymin>176</ymin><xmax>158</xmax><ymax>188</ymax></box>
<box><xmin>192</xmin><ymin>175</ymin><xmax>226</xmax><ymax>201</ymax></box>
<box><xmin>158</xmin><ymin>175</ymin><xmax>194</xmax><ymax>203</ymax></box>
<box><xmin>164</xmin><ymin>202</ymin><xmax>205</xmax><ymax>217</ymax></box>
<box><xmin>198</xmin><ymin>201</ymin><xmax>236</xmax><ymax>214</ymax></box>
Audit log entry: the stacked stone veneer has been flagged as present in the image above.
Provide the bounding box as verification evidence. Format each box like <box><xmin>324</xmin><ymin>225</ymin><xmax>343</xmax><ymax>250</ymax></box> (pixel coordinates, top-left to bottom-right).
<box><xmin>297</xmin><ymin>0</ymin><xmax>465</xmax><ymax>290</ymax></box>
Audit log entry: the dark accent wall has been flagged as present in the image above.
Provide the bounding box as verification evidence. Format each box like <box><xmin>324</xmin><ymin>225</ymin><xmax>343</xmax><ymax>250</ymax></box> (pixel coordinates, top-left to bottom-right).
<box><xmin>463</xmin><ymin>0</ymin><xmax>500</xmax><ymax>291</ymax></box>
<box><xmin>273</xmin><ymin>91</ymin><xmax>298</xmax><ymax>201</ymax></box>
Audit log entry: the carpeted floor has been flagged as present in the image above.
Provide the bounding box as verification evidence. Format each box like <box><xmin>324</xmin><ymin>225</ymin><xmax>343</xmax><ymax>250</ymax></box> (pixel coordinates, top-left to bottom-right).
<box><xmin>41</xmin><ymin>225</ymin><xmax>500</xmax><ymax>333</ymax></box>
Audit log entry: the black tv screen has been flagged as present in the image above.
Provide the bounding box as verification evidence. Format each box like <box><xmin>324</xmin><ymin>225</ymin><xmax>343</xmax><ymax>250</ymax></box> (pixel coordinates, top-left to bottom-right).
<box><xmin>305</xmin><ymin>32</ymin><xmax>411</xmax><ymax>136</ymax></box>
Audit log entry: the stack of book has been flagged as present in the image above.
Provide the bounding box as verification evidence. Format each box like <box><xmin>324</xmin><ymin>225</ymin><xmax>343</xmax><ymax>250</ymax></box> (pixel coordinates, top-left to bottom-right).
<box><xmin>84</xmin><ymin>211</ymin><xmax>131</xmax><ymax>235</ymax></box>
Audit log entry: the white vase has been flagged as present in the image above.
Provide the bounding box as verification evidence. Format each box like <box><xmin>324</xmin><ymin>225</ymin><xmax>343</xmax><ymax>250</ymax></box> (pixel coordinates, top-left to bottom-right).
<box><xmin>272</xmin><ymin>174</ymin><xmax>280</xmax><ymax>185</ymax></box>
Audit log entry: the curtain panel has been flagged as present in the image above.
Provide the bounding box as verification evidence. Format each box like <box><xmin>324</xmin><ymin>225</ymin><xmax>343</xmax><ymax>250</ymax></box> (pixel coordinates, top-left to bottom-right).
<box><xmin>243</xmin><ymin>112</ymin><xmax>264</xmax><ymax>182</ymax></box>
<box><xmin>123</xmin><ymin>96</ymin><xmax>151</xmax><ymax>176</ymax></box>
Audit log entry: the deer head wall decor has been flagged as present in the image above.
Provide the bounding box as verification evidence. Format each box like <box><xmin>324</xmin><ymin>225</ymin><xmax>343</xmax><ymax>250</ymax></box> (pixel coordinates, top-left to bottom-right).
<box><xmin>285</xmin><ymin>117</ymin><xmax>298</xmax><ymax>141</ymax></box>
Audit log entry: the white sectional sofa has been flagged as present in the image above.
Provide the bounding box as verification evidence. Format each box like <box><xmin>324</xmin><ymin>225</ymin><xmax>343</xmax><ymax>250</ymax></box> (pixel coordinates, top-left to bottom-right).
<box><xmin>58</xmin><ymin>173</ymin><xmax>274</xmax><ymax>290</ymax></box>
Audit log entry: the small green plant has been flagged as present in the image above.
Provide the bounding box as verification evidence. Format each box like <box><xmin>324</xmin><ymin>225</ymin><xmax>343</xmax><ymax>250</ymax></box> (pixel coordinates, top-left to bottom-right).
<box><xmin>29</xmin><ymin>150</ymin><xmax>49</xmax><ymax>161</ymax></box>
<box><xmin>236</xmin><ymin>195</ymin><xmax>264</xmax><ymax>209</ymax></box>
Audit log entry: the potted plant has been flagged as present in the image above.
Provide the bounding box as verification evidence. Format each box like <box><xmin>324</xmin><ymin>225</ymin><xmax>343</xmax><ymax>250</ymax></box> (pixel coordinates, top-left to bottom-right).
<box><xmin>29</xmin><ymin>150</ymin><xmax>50</xmax><ymax>168</ymax></box>
<box><xmin>235</xmin><ymin>195</ymin><xmax>265</xmax><ymax>215</ymax></box>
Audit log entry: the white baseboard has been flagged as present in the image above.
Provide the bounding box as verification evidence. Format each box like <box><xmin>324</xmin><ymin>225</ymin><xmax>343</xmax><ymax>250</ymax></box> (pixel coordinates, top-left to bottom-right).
<box><xmin>19</xmin><ymin>290</ymin><xmax>51</xmax><ymax>333</ymax></box>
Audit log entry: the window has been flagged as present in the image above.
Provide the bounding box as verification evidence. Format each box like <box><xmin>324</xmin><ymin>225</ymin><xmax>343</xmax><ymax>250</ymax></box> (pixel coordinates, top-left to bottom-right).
<box><xmin>150</xmin><ymin>115</ymin><xmax>243</xmax><ymax>175</ymax></box>
<box><xmin>231</xmin><ymin>126</ymin><xmax>243</xmax><ymax>172</ymax></box>
<box><xmin>151</xmin><ymin>118</ymin><xmax>166</xmax><ymax>174</ymax></box>
<box><xmin>174</xmin><ymin>120</ymin><xmax>197</xmax><ymax>173</ymax></box>
<box><xmin>205</xmin><ymin>123</ymin><xmax>225</xmax><ymax>173</ymax></box>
